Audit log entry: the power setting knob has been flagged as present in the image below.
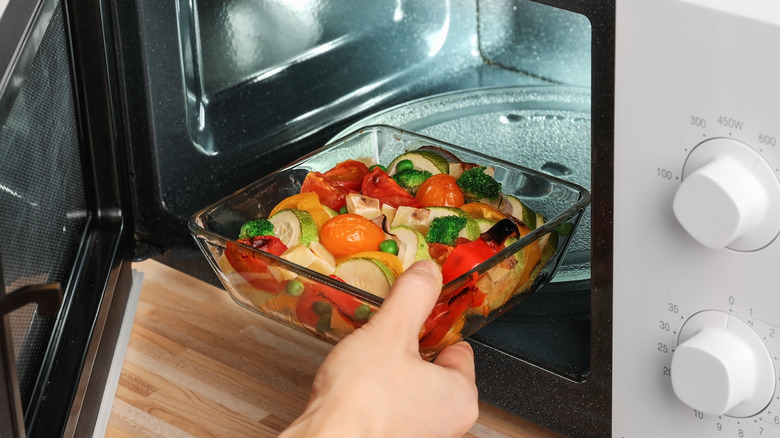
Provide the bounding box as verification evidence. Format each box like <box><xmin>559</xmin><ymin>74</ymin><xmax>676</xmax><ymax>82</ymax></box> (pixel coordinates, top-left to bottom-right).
<box><xmin>672</xmin><ymin>138</ymin><xmax>780</xmax><ymax>251</ymax></box>
<box><xmin>671</xmin><ymin>311</ymin><xmax>775</xmax><ymax>417</ymax></box>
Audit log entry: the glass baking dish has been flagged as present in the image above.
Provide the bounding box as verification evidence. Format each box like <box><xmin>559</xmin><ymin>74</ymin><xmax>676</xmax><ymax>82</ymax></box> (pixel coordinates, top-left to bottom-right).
<box><xmin>188</xmin><ymin>125</ymin><xmax>590</xmax><ymax>359</ymax></box>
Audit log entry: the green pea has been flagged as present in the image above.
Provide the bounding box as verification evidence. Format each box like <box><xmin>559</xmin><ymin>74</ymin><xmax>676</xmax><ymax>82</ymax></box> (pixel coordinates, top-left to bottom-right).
<box><xmin>354</xmin><ymin>304</ymin><xmax>372</xmax><ymax>321</ymax></box>
<box><xmin>315</xmin><ymin>312</ymin><xmax>332</xmax><ymax>335</ymax></box>
<box><xmin>379</xmin><ymin>239</ymin><xmax>399</xmax><ymax>255</ymax></box>
<box><xmin>285</xmin><ymin>278</ymin><xmax>304</xmax><ymax>297</ymax></box>
<box><xmin>396</xmin><ymin>159</ymin><xmax>414</xmax><ymax>172</ymax></box>
<box><xmin>312</xmin><ymin>300</ymin><xmax>333</xmax><ymax>315</ymax></box>
<box><xmin>339</xmin><ymin>206</ymin><xmax>348</xmax><ymax>214</ymax></box>
<box><xmin>369</xmin><ymin>164</ymin><xmax>387</xmax><ymax>172</ymax></box>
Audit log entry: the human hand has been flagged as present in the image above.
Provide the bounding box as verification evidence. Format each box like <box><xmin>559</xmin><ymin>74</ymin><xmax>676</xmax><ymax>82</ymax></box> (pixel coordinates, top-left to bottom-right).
<box><xmin>279</xmin><ymin>260</ymin><xmax>479</xmax><ymax>438</ymax></box>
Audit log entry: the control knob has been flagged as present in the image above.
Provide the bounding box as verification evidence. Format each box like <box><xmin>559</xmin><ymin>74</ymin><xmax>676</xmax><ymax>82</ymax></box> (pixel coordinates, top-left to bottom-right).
<box><xmin>673</xmin><ymin>138</ymin><xmax>780</xmax><ymax>251</ymax></box>
<box><xmin>671</xmin><ymin>310</ymin><xmax>775</xmax><ymax>417</ymax></box>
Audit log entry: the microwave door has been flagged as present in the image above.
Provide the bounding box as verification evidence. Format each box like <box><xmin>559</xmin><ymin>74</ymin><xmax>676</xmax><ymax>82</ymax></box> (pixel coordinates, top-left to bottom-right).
<box><xmin>0</xmin><ymin>0</ymin><xmax>138</xmax><ymax>436</ymax></box>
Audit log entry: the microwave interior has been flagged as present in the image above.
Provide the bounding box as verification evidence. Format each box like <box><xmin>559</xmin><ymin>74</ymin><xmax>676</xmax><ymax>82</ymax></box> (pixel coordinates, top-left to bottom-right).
<box><xmin>131</xmin><ymin>0</ymin><xmax>594</xmax><ymax>381</ymax></box>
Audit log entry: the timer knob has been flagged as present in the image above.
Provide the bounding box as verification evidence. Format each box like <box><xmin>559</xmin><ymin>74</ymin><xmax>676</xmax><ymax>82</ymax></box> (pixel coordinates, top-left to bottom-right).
<box><xmin>671</xmin><ymin>311</ymin><xmax>775</xmax><ymax>417</ymax></box>
<box><xmin>672</xmin><ymin>138</ymin><xmax>780</xmax><ymax>251</ymax></box>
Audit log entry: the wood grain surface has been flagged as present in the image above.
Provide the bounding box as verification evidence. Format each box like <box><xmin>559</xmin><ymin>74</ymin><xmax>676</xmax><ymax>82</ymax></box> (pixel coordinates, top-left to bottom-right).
<box><xmin>105</xmin><ymin>260</ymin><xmax>562</xmax><ymax>438</ymax></box>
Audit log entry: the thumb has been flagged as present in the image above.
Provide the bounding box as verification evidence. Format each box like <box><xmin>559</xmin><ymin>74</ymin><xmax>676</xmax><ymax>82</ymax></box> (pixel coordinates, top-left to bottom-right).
<box><xmin>366</xmin><ymin>260</ymin><xmax>443</xmax><ymax>344</ymax></box>
<box><xmin>433</xmin><ymin>341</ymin><xmax>476</xmax><ymax>381</ymax></box>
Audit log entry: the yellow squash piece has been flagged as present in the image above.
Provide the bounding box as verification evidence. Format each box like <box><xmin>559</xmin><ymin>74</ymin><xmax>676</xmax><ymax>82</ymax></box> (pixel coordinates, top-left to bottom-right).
<box><xmin>269</xmin><ymin>192</ymin><xmax>332</xmax><ymax>229</ymax></box>
<box><xmin>342</xmin><ymin>251</ymin><xmax>404</xmax><ymax>279</ymax></box>
<box><xmin>460</xmin><ymin>202</ymin><xmax>511</xmax><ymax>221</ymax></box>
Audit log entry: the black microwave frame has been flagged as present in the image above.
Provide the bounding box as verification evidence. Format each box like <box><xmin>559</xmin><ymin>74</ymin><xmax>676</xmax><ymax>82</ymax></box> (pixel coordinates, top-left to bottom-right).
<box><xmin>1</xmin><ymin>0</ymin><xmax>614</xmax><ymax>436</ymax></box>
<box><xmin>468</xmin><ymin>0</ymin><xmax>614</xmax><ymax>432</ymax></box>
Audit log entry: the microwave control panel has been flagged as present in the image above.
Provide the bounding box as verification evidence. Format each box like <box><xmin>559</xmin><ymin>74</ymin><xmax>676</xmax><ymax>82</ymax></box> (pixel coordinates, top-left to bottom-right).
<box><xmin>613</xmin><ymin>0</ymin><xmax>780</xmax><ymax>436</ymax></box>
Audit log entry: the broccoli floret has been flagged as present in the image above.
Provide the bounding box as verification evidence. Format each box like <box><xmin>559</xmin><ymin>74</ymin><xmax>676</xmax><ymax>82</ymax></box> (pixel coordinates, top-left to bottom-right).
<box><xmin>426</xmin><ymin>215</ymin><xmax>468</xmax><ymax>246</ymax></box>
<box><xmin>238</xmin><ymin>218</ymin><xmax>275</xmax><ymax>239</ymax></box>
<box><xmin>456</xmin><ymin>166</ymin><xmax>502</xmax><ymax>201</ymax></box>
<box><xmin>393</xmin><ymin>168</ymin><xmax>433</xmax><ymax>194</ymax></box>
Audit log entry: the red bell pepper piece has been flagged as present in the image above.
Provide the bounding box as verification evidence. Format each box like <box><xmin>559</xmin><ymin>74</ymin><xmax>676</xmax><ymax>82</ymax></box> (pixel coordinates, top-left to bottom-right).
<box><xmin>295</xmin><ymin>276</ymin><xmax>376</xmax><ymax>335</ymax></box>
<box><xmin>224</xmin><ymin>236</ymin><xmax>288</xmax><ymax>293</ymax></box>
<box><xmin>361</xmin><ymin>167</ymin><xmax>422</xmax><ymax>209</ymax></box>
<box><xmin>295</xmin><ymin>287</ymin><xmax>334</xmax><ymax>335</ymax></box>
<box><xmin>419</xmin><ymin>285</ymin><xmax>474</xmax><ymax>350</ymax></box>
<box><xmin>440</xmin><ymin>237</ymin><xmax>498</xmax><ymax>285</ymax></box>
<box><xmin>421</xmin><ymin>236</ymin><xmax>505</xmax><ymax>350</ymax></box>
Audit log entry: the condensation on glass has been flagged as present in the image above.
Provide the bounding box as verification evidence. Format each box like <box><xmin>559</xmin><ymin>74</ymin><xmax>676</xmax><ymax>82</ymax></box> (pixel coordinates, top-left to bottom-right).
<box><xmin>177</xmin><ymin>0</ymin><xmax>591</xmax><ymax>157</ymax></box>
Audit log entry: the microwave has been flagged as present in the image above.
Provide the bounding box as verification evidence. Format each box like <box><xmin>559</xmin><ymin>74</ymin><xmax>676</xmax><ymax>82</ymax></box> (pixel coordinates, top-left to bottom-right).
<box><xmin>1</xmin><ymin>0</ymin><xmax>778</xmax><ymax>437</ymax></box>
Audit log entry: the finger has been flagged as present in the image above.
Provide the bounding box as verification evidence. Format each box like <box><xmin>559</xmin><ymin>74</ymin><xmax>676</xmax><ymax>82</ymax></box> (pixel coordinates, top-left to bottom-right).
<box><xmin>433</xmin><ymin>341</ymin><xmax>476</xmax><ymax>382</ymax></box>
<box><xmin>367</xmin><ymin>260</ymin><xmax>443</xmax><ymax>342</ymax></box>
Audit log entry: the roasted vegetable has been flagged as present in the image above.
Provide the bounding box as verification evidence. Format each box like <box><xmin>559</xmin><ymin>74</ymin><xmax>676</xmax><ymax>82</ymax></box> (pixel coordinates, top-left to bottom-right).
<box><xmin>299</xmin><ymin>160</ymin><xmax>369</xmax><ymax>211</ymax></box>
<box><xmin>296</xmin><ymin>277</ymin><xmax>377</xmax><ymax>334</ymax></box>
<box><xmin>440</xmin><ymin>237</ymin><xmax>497</xmax><ymax>285</ymax></box>
<box><xmin>392</xmin><ymin>168</ymin><xmax>433</xmax><ymax>194</ymax></box>
<box><xmin>439</xmin><ymin>219</ymin><xmax>519</xmax><ymax>285</ymax></box>
<box><xmin>224</xmin><ymin>235</ymin><xmax>288</xmax><ymax>292</ymax></box>
<box><xmin>320</xmin><ymin>213</ymin><xmax>386</xmax><ymax>257</ymax></box>
<box><xmin>300</xmin><ymin>171</ymin><xmax>349</xmax><ymax>211</ymax></box>
<box><xmin>323</xmin><ymin>159</ymin><xmax>370</xmax><ymax>192</ymax></box>
<box><xmin>426</xmin><ymin>215</ymin><xmax>468</xmax><ymax>246</ymax></box>
<box><xmin>415</xmin><ymin>174</ymin><xmax>465</xmax><ymax>208</ymax></box>
<box><xmin>334</xmin><ymin>257</ymin><xmax>396</xmax><ymax>298</ymax></box>
<box><xmin>361</xmin><ymin>166</ymin><xmax>422</xmax><ymax>208</ymax></box>
<box><xmin>269</xmin><ymin>209</ymin><xmax>319</xmax><ymax>247</ymax></box>
<box><xmin>379</xmin><ymin>239</ymin><xmax>399</xmax><ymax>255</ymax></box>
<box><xmin>456</xmin><ymin>166</ymin><xmax>502</xmax><ymax>201</ymax></box>
<box><xmin>387</xmin><ymin>150</ymin><xmax>449</xmax><ymax>175</ymax></box>
<box><xmin>238</xmin><ymin>218</ymin><xmax>275</xmax><ymax>239</ymax></box>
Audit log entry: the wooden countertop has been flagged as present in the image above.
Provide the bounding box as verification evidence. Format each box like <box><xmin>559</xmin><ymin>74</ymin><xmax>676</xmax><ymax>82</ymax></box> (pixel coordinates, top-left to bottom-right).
<box><xmin>105</xmin><ymin>260</ymin><xmax>562</xmax><ymax>438</ymax></box>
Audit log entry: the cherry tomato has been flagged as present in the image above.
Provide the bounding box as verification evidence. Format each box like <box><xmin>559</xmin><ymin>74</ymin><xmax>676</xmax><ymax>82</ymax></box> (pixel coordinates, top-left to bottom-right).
<box><xmin>323</xmin><ymin>160</ymin><xmax>370</xmax><ymax>192</ymax></box>
<box><xmin>440</xmin><ymin>237</ymin><xmax>498</xmax><ymax>285</ymax></box>
<box><xmin>415</xmin><ymin>174</ymin><xmax>465</xmax><ymax>207</ymax></box>
<box><xmin>301</xmin><ymin>171</ymin><xmax>349</xmax><ymax>211</ymax></box>
<box><xmin>320</xmin><ymin>214</ymin><xmax>386</xmax><ymax>257</ymax></box>
<box><xmin>427</xmin><ymin>242</ymin><xmax>453</xmax><ymax>265</ymax></box>
<box><xmin>361</xmin><ymin>167</ymin><xmax>422</xmax><ymax>208</ymax></box>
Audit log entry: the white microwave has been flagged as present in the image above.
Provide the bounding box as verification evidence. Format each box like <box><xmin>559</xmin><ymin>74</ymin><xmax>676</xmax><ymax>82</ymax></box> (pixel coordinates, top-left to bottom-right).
<box><xmin>0</xmin><ymin>0</ymin><xmax>777</xmax><ymax>436</ymax></box>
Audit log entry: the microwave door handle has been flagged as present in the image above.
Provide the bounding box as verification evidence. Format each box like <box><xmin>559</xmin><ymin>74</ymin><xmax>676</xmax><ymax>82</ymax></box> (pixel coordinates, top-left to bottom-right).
<box><xmin>0</xmin><ymin>311</ymin><xmax>25</xmax><ymax>438</ymax></box>
<box><xmin>0</xmin><ymin>270</ymin><xmax>63</xmax><ymax>438</ymax></box>
<box><xmin>0</xmin><ymin>283</ymin><xmax>63</xmax><ymax>317</ymax></box>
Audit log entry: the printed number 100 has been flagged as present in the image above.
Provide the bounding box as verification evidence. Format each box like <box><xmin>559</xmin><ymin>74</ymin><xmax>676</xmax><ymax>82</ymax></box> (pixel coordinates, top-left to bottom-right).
<box><xmin>658</xmin><ymin>168</ymin><xmax>673</xmax><ymax>180</ymax></box>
